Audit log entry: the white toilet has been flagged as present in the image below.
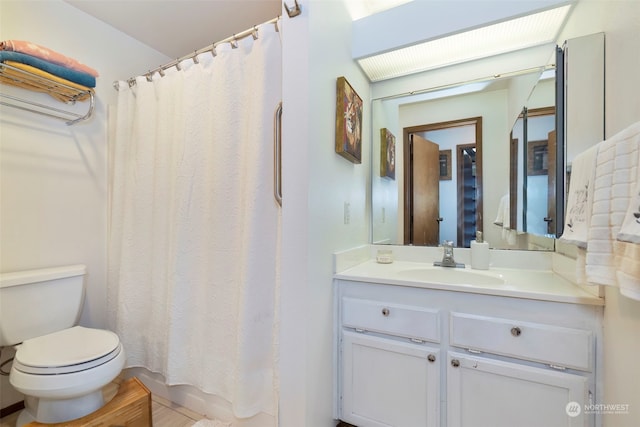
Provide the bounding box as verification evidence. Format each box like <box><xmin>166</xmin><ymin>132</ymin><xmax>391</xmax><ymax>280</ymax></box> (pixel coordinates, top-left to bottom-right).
<box><xmin>0</xmin><ymin>265</ymin><xmax>125</xmax><ymax>426</ymax></box>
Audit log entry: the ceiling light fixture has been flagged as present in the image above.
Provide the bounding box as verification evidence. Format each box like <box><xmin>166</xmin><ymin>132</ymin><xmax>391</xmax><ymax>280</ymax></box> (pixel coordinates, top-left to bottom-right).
<box><xmin>357</xmin><ymin>4</ymin><xmax>571</xmax><ymax>82</ymax></box>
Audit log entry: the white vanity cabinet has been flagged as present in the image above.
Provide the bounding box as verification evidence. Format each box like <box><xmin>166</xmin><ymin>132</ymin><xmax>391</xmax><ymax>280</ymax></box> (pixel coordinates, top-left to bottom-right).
<box><xmin>335</xmin><ymin>279</ymin><xmax>602</xmax><ymax>427</ymax></box>
<box><xmin>447</xmin><ymin>351</ymin><xmax>588</xmax><ymax>427</ymax></box>
<box><xmin>339</xmin><ymin>297</ymin><xmax>442</xmax><ymax>427</ymax></box>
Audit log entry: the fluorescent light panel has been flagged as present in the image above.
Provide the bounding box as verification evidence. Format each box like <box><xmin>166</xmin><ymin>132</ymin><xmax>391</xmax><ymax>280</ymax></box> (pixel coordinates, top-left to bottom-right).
<box><xmin>358</xmin><ymin>5</ymin><xmax>571</xmax><ymax>82</ymax></box>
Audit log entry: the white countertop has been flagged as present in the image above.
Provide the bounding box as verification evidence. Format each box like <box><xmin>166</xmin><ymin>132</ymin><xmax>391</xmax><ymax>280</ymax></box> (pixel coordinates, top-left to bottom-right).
<box><xmin>335</xmin><ymin>260</ymin><xmax>604</xmax><ymax>306</ymax></box>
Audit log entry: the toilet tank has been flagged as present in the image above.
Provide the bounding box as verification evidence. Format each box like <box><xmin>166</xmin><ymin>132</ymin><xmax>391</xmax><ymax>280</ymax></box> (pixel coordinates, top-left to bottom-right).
<box><xmin>0</xmin><ymin>264</ymin><xmax>86</xmax><ymax>346</ymax></box>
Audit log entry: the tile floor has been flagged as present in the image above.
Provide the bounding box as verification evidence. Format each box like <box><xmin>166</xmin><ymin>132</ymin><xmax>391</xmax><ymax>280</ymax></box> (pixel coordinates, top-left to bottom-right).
<box><xmin>0</xmin><ymin>379</ymin><xmax>205</xmax><ymax>427</ymax></box>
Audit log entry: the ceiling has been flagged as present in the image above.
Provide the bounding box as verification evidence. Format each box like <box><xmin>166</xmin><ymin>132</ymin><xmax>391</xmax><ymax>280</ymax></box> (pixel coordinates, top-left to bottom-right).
<box><xmin>63</xmin><ymin>0</ymin><xmax>412</xmax><ymax>61</ymax></box>
<box><xmin>64</xmin><ymin>0</ymin><xmax>282</xmax><ymax>59</ymax></box>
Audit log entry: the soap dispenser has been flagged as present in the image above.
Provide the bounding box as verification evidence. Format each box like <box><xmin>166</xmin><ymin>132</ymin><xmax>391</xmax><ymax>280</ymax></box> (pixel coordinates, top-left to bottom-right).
<box><xmin>470</xmin><ymin>231</ymin><xmax>490</xmax><ymax>270</ymax></box>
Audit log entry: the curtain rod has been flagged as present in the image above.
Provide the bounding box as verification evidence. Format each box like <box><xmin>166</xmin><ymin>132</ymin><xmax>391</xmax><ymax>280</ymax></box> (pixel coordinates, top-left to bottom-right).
<box><xmin>114</xmin><ymin>7</ymin><xmax>295</xmax><ymax>90</ymax></box>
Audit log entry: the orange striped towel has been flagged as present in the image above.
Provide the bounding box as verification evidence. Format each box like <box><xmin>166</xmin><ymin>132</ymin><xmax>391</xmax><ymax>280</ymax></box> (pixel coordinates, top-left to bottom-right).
<box><xmin>0</xmin><ymin>40</ymin><xmax>99</xmax><ymax>77</ymax></box>
<box><xmin>1</xmin><ymin>61</ymin><xmax>93</xmax><ymax>102</ymax></box>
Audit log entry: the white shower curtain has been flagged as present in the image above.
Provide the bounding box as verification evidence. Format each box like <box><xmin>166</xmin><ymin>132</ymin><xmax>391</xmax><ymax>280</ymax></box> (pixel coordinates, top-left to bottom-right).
<box><xmin>108</xmin><ymin>21</ymin><xmax>281</xmax><ymax>420</ymax></box>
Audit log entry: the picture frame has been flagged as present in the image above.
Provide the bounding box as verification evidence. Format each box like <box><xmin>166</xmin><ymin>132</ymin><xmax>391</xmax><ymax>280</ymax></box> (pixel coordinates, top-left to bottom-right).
<box><xmin>439</xmin><ymin>149</ymin><xmax>452</xmax><ymax>180</ymax></box>
<box><xmin>380</xmin><ymin>128</ymin><xmax>396</xmax><ymax>179</ymax></box>
<box><xmin>527</xmin><ymin>139</ymin><xmax>549</xmax><ymax>176</ymax></box>
<box><xmin>335</xmin><ymin>76</ymin><xmax>363</xmax><ymax>164</ymax></box>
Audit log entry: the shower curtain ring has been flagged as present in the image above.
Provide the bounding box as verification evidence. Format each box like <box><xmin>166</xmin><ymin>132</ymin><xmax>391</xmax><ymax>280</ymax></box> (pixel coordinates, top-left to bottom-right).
<box><xmin>192</xmin><ymin>51</ymin><xmax>200</xmax><ymax>64</ymax></box>
<box><xmin>252</xmin><ymin>26</ymin><xmax>259</xmax><ymax>40</ymax></box>
<box><xmin>175</xmin><ymin>60</ymin><xmax>182</xmax><ymax>71</ymax></box>
<box><xmin>230</xmin><ymin>36</ymin><xmax>239</xmax><ymax>49</ymax></box>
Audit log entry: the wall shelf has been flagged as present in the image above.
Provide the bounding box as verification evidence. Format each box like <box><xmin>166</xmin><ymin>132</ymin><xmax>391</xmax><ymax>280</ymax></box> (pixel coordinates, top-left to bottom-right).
<box><xmin>0</xmin><ymin>62</ymin><xmax>94</xmax><ymax>125</ymax></box>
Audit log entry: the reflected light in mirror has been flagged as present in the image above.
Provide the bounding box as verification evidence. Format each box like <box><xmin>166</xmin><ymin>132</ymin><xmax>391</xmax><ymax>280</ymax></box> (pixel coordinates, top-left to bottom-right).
<box><xmin>358</xmin><ymin>4</ymin><xmax>571</xmax><ymax>82</ymax></box>
<box><xmin>398</xmin><ymin>81</ymin><xmax>491</xmax><ymax>104</ymax></box>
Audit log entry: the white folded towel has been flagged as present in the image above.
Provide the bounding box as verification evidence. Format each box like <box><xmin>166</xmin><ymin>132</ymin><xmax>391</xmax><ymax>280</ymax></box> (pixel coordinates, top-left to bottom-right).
<box><xmin>559</xmin><ymin>144</ymin><xmax>599</xmax><ymax>248</ymax></box>
<box><xmin>585</xmin><ymin>121</ymin><xmax>640</xmax><ymax>295</ymax></box>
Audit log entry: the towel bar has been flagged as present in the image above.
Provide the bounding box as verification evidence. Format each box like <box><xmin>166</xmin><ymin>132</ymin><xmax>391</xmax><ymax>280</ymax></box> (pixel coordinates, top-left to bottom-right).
<box><xmin>0</xmin><ymin>62</ymin><xmax>94</xmax><ymax>125</ymax></box>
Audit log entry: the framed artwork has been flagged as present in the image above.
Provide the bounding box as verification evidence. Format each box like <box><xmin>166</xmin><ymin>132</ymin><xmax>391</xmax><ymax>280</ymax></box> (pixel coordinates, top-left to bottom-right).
<box><xmin>335</xmin><ymin>76</ymin><xmax>363</xmax><ymax>164</ymax></box>
<box><xmin>380</xmin><ymin>128</ymin><xmax>396</xmax><ymax>179</ymax></box>
<box><xmin>439</xmin><ymin>149</ymin><xmax>452</xmax><ymax>180</ymax></box>
<box><xmin>527</xmin><ymin>139</ymin><xmax>549</xmax><ymax>176</ymax></box>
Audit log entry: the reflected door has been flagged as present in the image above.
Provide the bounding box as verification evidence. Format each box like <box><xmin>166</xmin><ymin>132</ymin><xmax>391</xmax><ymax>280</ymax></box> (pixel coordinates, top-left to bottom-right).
<box><xmin>406</xmin><ymin>134</ymin><xmax>440</xmax><ymax>245</ymax></box>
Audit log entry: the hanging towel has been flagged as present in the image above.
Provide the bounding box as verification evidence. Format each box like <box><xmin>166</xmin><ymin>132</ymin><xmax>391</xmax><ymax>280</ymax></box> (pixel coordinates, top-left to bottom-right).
<box><xmin>616</xmin><ymin>241</ymin><xmax>640</xmax><ymax>300</ymax></box>
<box><xmin>1</xmin><ymin>61</ymin><xmax>93</xmax><ymax>102</ymax></box>
<box><xmin>494</xmin><ymin>194</ymin><xmax>517</xmax><ymax>245</ymax></box>
<box><xmin>0</xmin><ymin>51</ymin><xmax>95</xmax><ymax>87</ymax></box>
<box><xmin>0</xmin><ymin>39</ymin><xmax>99</xmax><ymax>77</ymax></box>
<box><xmin>615</xmin><ymin>138</ymin><xmax>640</xmax><ymax>300</ymax></box>
<box><xmin>617</xmin><ymin>179</ymin><xmax>640</xmax><ymax>244</ymax></box>
<box><xmin>559</xmin><ymin>144</ymin><xmax>599</xmax><ymax>248</ymax></box>
<box><xmin>586</xmin><ymin>121</ymin><xmax>640</xmax><ymax>289</ymax></box>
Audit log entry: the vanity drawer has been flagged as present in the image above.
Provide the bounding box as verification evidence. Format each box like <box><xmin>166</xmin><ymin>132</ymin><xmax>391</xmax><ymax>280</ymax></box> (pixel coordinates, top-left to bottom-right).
<box><xmin>450</xmin><ymin>312</ymin><xmax>593</xmax><ymax>371</ymax></box>
<box><xmin>342</xmin><ymin>297</ymin><xmax>440</xmax><ymax>343</ymax></box>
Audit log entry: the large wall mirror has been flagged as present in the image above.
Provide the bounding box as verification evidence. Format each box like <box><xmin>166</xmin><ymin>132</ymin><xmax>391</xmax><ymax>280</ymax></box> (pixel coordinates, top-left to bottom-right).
<box><xmin>371</xmin><ymin>53</ymin><xmax>558</xmax><ymax>250</ymax></box>
<box><xmin>370</xmin><ymin>31</ymin><xmax>604</xmax><ymax>251</ymax></box>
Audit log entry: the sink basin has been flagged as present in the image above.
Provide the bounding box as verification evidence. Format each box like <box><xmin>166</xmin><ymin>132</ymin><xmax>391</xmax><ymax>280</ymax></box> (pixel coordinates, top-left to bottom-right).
<box><xmin>395</xmin><ymin>268</ymin><xmax>505</xmax><ymax>286</ymax></box>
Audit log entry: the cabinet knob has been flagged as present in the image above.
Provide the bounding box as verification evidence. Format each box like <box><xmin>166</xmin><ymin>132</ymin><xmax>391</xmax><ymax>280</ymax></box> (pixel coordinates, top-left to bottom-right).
<box><xmin>511</xmin><ymin>326</ymin><xmax>522</xmax><ymax>337</ymax></box>
<box><xmin>428</xmin><ymin>354</ymin><xmax>436</xmax><ymax>363</ymax></box>
<box><xmin>381</xmin><ymin>307</ymin><xmax>390</xmax><ymax>316</ymax></box>
<box><xmin>451</xmin><ymin>359</ymin><xmax>460</xmax><ymax>368</ymax></box>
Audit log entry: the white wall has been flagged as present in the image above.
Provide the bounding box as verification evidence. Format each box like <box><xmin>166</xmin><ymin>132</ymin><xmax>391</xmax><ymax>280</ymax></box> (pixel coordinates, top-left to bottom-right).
<box><xmin>595</xmin><ymin>2</ymin><xmax>640</xmax><ymax>426</ymax></box>
<box><xmin>0</xmin><ymin>0</ymin><xmax>170</xmax><ymax>409</ymax></box>
<box><xmin>557</xmin><ymin>1</ymin><xmax>640</xmax><ymax>425</ymax></box>
<box><xmin>279</xmin><ymin>1</ymin><xmax>370</xmax><ymax>426</ymax></box>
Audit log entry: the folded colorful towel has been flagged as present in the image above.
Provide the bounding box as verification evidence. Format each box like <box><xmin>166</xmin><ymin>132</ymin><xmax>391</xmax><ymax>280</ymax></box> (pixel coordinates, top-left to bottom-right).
<box><xmin>1</xmin><ymin>61</ymin><xmax>93</xmax><ymax>102</ymax></box>
<box><xmin>0</xmin><ymin>51</ymin><xmax>95</xmax><ymax>87</ymax></box>
<box><xmin>0</xmin><ymin>39</ymin><xmax>99</xmax><ymax>77</ymax></box>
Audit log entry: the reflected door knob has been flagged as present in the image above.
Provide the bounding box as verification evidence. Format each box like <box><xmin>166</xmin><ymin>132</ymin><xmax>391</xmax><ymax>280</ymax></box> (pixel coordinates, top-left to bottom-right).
<box><xmin>511</xmin><ymin>327</ymin><xmax>522</xmax><ymax>336</ymax></box>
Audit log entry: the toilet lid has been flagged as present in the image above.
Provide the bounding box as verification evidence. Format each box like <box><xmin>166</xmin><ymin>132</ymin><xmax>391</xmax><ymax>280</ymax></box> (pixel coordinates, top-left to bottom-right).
<box><xmin>15</xmin><ymin>326</ymin><xmax>120</xmax><ymax>369</ymax></box>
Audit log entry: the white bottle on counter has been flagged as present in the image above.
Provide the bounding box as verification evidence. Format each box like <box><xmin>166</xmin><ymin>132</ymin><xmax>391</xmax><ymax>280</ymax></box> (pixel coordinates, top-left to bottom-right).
<box><xmin>470</xmin><ymin>231</ymin><xmax>490</xmax><ymax>270</ymax></box>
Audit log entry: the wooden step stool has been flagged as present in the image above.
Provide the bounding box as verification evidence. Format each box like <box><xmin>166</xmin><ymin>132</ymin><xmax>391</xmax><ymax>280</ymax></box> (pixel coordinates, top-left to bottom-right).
<box><xmin>26</xmin><ymin>377</ymin><xmax>152</xmax><ymax>427</ymax></box>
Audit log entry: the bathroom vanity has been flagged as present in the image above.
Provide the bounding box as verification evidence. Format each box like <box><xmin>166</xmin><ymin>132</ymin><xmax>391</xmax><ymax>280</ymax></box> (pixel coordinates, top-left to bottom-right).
<box><xmin>333</xmin><ymin>257</ymin><xmax>603</xmax><ymax>427</ymax></box>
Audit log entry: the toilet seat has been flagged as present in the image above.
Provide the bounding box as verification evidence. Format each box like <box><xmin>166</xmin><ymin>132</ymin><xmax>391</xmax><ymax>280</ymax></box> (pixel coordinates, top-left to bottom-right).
<box><xmin>14</xmin><ymin>326</ymin><xmax>121</xmax><ymax>375</ymax></box>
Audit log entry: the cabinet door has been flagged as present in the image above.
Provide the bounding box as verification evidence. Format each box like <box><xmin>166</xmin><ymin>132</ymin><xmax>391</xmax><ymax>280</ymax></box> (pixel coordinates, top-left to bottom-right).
<box><xmin>447</xmin><ymin>352</ymin><xmax>589</xmax><ymax>427</ymax></box>
<box><xmin>341</xmin><ymin>331</ymin><xmax>440</xmax><ymax>427</ymax></box>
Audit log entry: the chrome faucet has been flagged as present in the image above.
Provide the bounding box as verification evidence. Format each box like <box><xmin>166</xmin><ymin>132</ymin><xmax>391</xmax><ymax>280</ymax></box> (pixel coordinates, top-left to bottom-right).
<box><xmin>434</xmin><ymin>241</ymin><xmax>465</xmax><ymax>268</ymax></box>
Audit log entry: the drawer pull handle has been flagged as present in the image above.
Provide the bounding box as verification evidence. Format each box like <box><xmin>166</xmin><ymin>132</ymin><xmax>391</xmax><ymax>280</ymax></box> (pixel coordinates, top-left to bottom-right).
<box><xmin>428</xmin><ymin>354</ymin><xmax>436</xmax><ymax>363</ymax></box>
<box><xmin>451</xmin><ymin>359</ymin><xmax>460</xmax><ymax>368</ymax></box>
<box><xmin>381</xmin><ymin>307</ymin><xmax>390</xmax><ymax>316</ymax></box>
<box><xmin>511</xmin><ymin>326</ymin><xmax>522</xmax><ymax>337</ymax></box>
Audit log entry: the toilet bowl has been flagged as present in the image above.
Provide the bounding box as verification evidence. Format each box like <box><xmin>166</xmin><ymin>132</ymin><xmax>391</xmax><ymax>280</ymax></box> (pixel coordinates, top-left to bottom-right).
<box><xmin>0</xmin><ymin>265</ymin><xmax>125</xmax><ymax>426</ymax></box>
<box><xmin>10</xmin><ymin>326</ymin><xmax>126</xmax><ymax>426</ymax></box>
